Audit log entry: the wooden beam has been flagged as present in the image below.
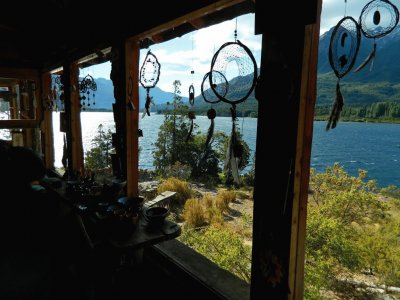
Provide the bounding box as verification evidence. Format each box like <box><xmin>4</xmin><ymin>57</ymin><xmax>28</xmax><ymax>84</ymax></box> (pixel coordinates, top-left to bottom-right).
<box><xmin>0</xmin><ymin>68</ymin><xmax>39</xmax><ymax>81</ymax></box>
<box><xmin>0</xmin><ymin>119</ymin><xmax>38</xmax><ymax>128</ymax></box>
<box><xmin>289</xmin><ymin>1</ymin><xmax>322</xmax><ymax>299</ymax></box>
<box><xmin>125</xmin><ymin>39</ymin><xmax>140</xmax><ymax>197</ymax></box>
<box><xmin>189</xmin><ymin>18</ymin><xmax>205</xmax><ymax>29</ymax></box>
<box><xmin>70</xmin><ymin>62</ymin><xmax>84</xmax><ymax>174</ymax></box>
<box><xmin>131</xmin><ymin>0</ymin><xmax>246</xmax><ymax>41</ymax></box>
<box><xmin>40</xmin><ymin>72</ymin><xmax>55</xmax><ymax>169</ymax></box>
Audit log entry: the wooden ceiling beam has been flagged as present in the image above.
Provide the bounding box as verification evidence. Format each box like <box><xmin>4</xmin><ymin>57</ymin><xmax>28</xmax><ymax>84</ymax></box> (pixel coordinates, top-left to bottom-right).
<box><xmin>189</xmin><ymin>18</ymin><xmax>206</xmax><ymax>29</ymax></box>
<box><xmin>131</xmin><ymin>0</ymin><xmax>248</xmax><ymax>42</ymax></box>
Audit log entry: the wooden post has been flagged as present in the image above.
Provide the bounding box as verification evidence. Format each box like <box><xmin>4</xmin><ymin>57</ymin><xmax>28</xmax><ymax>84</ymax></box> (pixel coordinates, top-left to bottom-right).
<box><xmin>69</xmin><ymin>62</ymin><xmax>84</xmax><ymax>175</ymax></box>
<box><xmin>125</xmin><ymin>39</ymin><xmax>140</xmax><ymax>197</ymax></box>
<box><xmin>289</xmin><ymin>1</ymin><xmax>322</xmax><ymax>298</ymax></box>
<box><xmin>63</xmin><ymin>62</ymin><xmax>84</xmax><ymax>176</ymax></box>
<box><xmin>250</xmin><ymin>1</ymin><xmax>320</xmax><ymax>299</ymax></box>
<box><xmin>40</xmin><ymin>72</ymin><xmax>55</xmax><ymax>169</ymax></box>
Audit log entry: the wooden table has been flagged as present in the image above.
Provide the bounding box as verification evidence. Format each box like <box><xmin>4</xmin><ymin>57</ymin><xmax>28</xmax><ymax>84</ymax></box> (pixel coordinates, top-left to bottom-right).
<box><xmin>40</xmin><ymin>177</ymin><xmax>181</xmax><ymax>252</ymax></box>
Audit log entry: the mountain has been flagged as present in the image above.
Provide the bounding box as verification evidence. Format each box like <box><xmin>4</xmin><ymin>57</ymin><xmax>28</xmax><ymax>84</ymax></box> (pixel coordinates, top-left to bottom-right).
<box><xmin>89</xmin><ymin>78</ymin><xmax>188</xmax><ymax>110</ymax></box>
<box><xmin>317</xmin><ymin>25</ymin><xmax>400</xmax><ymax>106</ymax></box>
<box><xmin>154</xmin><ymin>70</ymin><xmax>260</xmax><ymax>117</ymax></box>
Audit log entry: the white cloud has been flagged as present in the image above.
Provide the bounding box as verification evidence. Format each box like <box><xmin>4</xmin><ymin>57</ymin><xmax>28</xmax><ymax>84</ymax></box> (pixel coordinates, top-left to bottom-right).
<box><xmin>90</xmin><ymin>14</ymin><xmax>261</xmax><ymax>98</ymax></box>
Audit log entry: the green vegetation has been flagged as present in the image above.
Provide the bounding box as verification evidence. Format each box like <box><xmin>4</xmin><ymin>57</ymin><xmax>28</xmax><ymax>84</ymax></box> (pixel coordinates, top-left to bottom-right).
<box><xmin>84</xmin><ymin>124</ymin><xmax>113</xmax><ymax>171</ymax></box>
<box><xmin>153</xmin><ymin>80</ymin><xmax>250</xmax><ymax>184</ymax></box>
<box><xmin>305</xmin><ymin>163</ymin><xmax>400</xmax><ymax>299</ymax></box>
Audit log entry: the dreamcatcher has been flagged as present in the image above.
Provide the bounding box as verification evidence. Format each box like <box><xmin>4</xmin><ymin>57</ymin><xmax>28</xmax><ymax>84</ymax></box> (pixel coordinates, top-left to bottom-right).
<box><xmin>140</xmin><ymin>50</ymin><xmax>161</xmax><ymax>118</ymax></box>
<box><xmin>46</xmin><ymin>75</ymin><xmax>63</xmax><ymax>111</ymax></box>
<box><xmin>200</xmin><ymin>70</ymin><xmax>228</xmax><ymax>149</ymax></box>
<box><xmin>208</xmin><ymin>26</ymin><xmax>258</xmax><ymax>184</ymax></box>
<box><xmin>78</xmin><ymin>74</ymin><xmax>97</xmax><ymax>111</ymax></box>
<box><xmin>327</xmin><ymin>16</ymin><xmax>361</xmax><ymax>130</ymax></box>
<box><xmin>186</xmin><ymin>70</ymin><xmax>196</xmax><ymax>142</ymax></box>
<box><xmin>354</xmin><ymin>0</ymin><xmax>399</xmax><ymax>72</ymax></box>
<box><xmin>186</xmin><ymin>35</ymin><xmax>197</xmax><ymax>142</ymax></box>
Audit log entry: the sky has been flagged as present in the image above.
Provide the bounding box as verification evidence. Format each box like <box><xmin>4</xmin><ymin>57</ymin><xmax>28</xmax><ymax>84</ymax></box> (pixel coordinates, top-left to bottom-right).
<box><xmin>81</xmin><ymin>1</ymin><xmax>374</xmax><ymax>97</ymax></box>
<box><xmin>320</xmin><ymin>0</ymin><xmax>383</xmax><ymax>35</ymax></box>
<box><xmin>81</xmin><ymin>13</ymin><xmax>261</xmax><ymax>98</ymax></box>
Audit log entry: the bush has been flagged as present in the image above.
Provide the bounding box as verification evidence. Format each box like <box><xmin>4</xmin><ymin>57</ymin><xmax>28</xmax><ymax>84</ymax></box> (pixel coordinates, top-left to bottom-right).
<box><xmin>183</xmin><ymin>198</ymin><xmax>207</xmax><ymax>228</ymax></box>
<box><xmin>215</xmin><ymin>189</ymin><xmax>236</xmax><ymax>213</ymax></box>
<box><xmin>157</xmin><ymin>177</ymin><xmax>193</xmax><ymax>207</ymax></box>
<box><xmin>179</xmin><ymin>225</ymin><xmax>251</xmax><ymax>283</ymax></box>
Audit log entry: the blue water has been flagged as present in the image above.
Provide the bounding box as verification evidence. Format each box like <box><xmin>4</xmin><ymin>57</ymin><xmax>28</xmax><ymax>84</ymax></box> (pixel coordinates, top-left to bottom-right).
<box><xmin>311</xmin><ymin>121</ymin><xmax>400</xmax><ymax>187</ymax></box>
<box><xmin>50</xmin><ymin>113</ymin><xmax>400</xmax><ymax>188</ymax></box>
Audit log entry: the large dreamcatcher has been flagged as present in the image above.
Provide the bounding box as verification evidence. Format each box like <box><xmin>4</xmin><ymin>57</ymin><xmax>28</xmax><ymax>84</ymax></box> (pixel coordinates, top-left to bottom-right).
<box><xmin>208</xmin><ymin>29</ymin><xmax>258</xmax><ymax>184</ymax></box>
<box><xmin>140</xmin><ymin>50</ymin><xmax>161</xmax><ymax>118</ymax></box>
<box><xmin>327</xmin><ymin>16</ymin><xmax>361</xmax><ymax>130</ymax></box>
<box><xmin>354</xmin><ymin>0</ymin><xmax>399</xmax><ymax>72</ymax></box>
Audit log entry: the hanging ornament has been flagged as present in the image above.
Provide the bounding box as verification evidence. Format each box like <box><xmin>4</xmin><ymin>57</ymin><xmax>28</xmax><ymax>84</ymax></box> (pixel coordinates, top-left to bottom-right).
<box><xmin>140</xmin><ymin>50</ymin><xmax>161</xmax><ymax>118</ymax></box>
<box><xmin>327</xmin><ymin>16</ymin><xmax>361</xmax><ymax>130</ymax></box>
<box><xmin>185</xmin><ymin>111</ymin><xmax>196</xmax><ymax>142</ymax></box>
<box><xmin>186</xmin><ymin>68</ymin><xmax>196</xmax><ymax>142</ymax></box>
<box><xmin>354</xmin><ymin>0</ymin><xmax>399</xmax><ymax>72</ymax></box>
<box><xmin>224</xmin><ymin>105</ymin><xmax>241</xmax><ymax>185</ymax></box>
<box><xmin>208</xmin><ymin>27</ymin><xmax>258</xmax><ymax>184</ymax></box>
<box><xmin>78</xmin><ymin>74</ymin><xmax>97</xmax><ymax>111</ymax></box>
<box><xmin>189</xmin><ymin>83</ymin><xmax>195</xmax><ymax>105</ymax></box>
<box><xmin>201</xmin><ymin>71</ymin><xmax>227</xmax><ymax>150</ymax></box>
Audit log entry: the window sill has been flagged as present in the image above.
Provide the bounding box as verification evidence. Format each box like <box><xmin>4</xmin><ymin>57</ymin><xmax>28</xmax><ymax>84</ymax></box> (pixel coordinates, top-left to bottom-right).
<box><xmin>145</xmin><ymin>239</ymin><xmax>250</xmax><ymax>300</ymax></box>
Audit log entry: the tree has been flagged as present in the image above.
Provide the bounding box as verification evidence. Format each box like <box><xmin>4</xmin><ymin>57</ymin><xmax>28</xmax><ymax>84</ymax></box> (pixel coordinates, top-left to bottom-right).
<box><xmin>85</xmin><ymin>124</ymin><xmax>113</xmax><ymax>171</ymax></box>
<box><xmin>305</xmin><ymin>164</ymin><xmax>391</xmax><ymax>298</ymax></box>
<box><xmin>153</xmin><ymin>80</ymin><xmax>226</xmax><ymax>182</ymax></box>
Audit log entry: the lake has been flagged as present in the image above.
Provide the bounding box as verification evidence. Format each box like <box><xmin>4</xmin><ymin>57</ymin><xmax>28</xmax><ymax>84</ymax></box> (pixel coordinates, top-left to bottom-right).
<box><xmin>3</xmin><ymin>112</ymin><xmax>398</xmax><ymax>188</ymax></box>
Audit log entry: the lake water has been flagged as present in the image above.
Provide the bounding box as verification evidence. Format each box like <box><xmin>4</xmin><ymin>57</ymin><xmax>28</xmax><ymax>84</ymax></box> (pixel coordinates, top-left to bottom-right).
<box><xmin>2</xmin><ymin>112</ymin><xmax>398</xmax><ymax>187</ymax></box>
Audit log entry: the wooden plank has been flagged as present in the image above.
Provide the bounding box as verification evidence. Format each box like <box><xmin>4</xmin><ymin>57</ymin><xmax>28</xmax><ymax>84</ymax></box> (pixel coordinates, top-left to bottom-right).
<box><xmin>0</xmin><ymin>119</ymin><xmax>38</xmax><ymax>128</ymax></box>
<box><xmin>69</xmin><ymin>62</ymin><xmax>84</xmax><ymax>174</ymax></box>
<box><xmin>130</xmin><ymin>0</ymin><xmax>246</xmax><ymax>42</ymax></box>
<box><xmin>0</xmin><ymin>67</ymin><xmax>39</xmax><ymax>80</ymax></box>
<box><xmin>290</xmin><ymin>1</ymin><xmax>322</xmax><ymax>298</ymax></box>
<box><xmin>40</xmin><ymin>72</ymin><xmax>55</xmax><ymax>169</ymax></box>
<box><xmin>125</xmin><ymin>39</ymin><xmax>140</xmax><ymax>197</ymax></box>
<box><xmin>146</xmin><ymin>191</ymin><xmax>176</xmax><ymax>208</ymax></box>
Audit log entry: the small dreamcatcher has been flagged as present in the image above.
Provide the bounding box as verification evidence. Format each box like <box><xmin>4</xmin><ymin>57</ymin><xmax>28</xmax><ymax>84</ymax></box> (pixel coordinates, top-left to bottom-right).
<box><xmin>78</xmin><ymin>74</ymin><xmax>97</xmax><ymax>111</ymax></box>
<box><xmin>354</xmin><ymin>0</ymin><xmax>399</xmax><ymax>72</ymax></box>
<box><xmin>46</xmin><ymin>75</ymin><xmax>63</xmax><ymax>111</ymax></box>
<box><xmin>140</xmin><ymin>50</ymin><xmax>161</xmax><ymax>118</ymax></box>
<box><xmin>186</xmin><ymin>70</ymin><xmax>196</xmax><ymax>142</ymax></box>
<box><xmin>208</xmin><ymin>26</ymin><xmax>258</xmax><ymax>184</ymax></box>
<box><xmin>186</xmin><ymin>35</ymin><xmax>197</xmax><ymax>143</ymax></box>
<box><xmin>327</xmin><ymin>16</ymin><xmax>361</xmax><ymax>130</ymax></box>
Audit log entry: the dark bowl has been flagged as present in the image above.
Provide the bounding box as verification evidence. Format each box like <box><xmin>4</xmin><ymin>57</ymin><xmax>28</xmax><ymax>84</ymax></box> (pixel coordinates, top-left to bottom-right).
<box><xmin>117</xmin><ymin>196</ymin><xmax>144</xmax><ymax>212</ymax></box>
<box><xmin>144</xmin><ymin>206</ymin><xmax>169</xmax><ymax>224</ymax></box>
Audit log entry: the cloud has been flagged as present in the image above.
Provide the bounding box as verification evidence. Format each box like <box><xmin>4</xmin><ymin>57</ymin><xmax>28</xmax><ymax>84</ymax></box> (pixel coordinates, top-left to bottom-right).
<box><xmin>139</xmin><ymin>13</ymin><xmax>261</xmax><ymax>97</ymax></box>
<box><xmin>320</xmin><ymin>1</ymin><xmax>368</xmax><ymax>34</ymax></box>
<box><xmin>90</xmin><ymin>13</ymin><xmax>261</xmax><ymax>98</ymax></box>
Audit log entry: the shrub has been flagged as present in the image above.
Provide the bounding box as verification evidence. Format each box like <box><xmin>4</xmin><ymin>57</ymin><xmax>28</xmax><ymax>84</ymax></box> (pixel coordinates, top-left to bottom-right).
<box><xmin>183</xmin><ymin>198</ymin><xmax>207</xmax><ymax>228</ymax></box>
<box><xmin>157</xmin><ymin>177</ymin><xmax>193</xmax><ymax>207</ymax></box>
<box><xmin>179</xmin><ymin>225</ymin><xmax>251</xmax><ymax>283</ymax></box>
<box><xmin>215</xmin><ymin>189</ymin><xmax>236</xmax><ymax>212</ymax></box>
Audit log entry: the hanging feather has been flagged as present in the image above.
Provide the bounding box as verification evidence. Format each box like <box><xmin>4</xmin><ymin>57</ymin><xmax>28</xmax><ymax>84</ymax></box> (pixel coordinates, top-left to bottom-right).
<box><xmin>326</xmin><ymin>82</ymin><xmax>344</xmax><ymax>131</ymax></box>
<box><xmin>204</xmin><ymin>108</ymin><xmax>216</xmax><ymax>149</ymax></box>
<box><xmin>142</xmin><ymin>89</ymin><xmax>152</xmax><ymax>118</ymax></box>
<box><xmin>186</xmin><ymin>111</ymin><xmax>196</xmax><ymax>142</ymax></box>
<box><xmin>61</xmin><ymin>134</ymin><xmax>68</xmax><ymax>169</ymax></box>
<box><xmin>353</xmin><ymin>42</ymin><xmax>376</xmax><ymax>73</ymax></box>
<box><xmin>224</xmin><ymin>123</ymin><xmax>240</xmax><ymax>185</ymax></box>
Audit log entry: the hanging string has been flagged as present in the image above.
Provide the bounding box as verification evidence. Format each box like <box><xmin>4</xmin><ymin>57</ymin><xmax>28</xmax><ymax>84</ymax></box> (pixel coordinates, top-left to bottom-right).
<box><xmin>234</xmin><ymin>17</ymin><xmax>238</xmax><ymax>42</ymax></box>
<box><xmin>344</xmin><ymin>0</ymin><xmax>347</xmax><ymax>17</ymax></box>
